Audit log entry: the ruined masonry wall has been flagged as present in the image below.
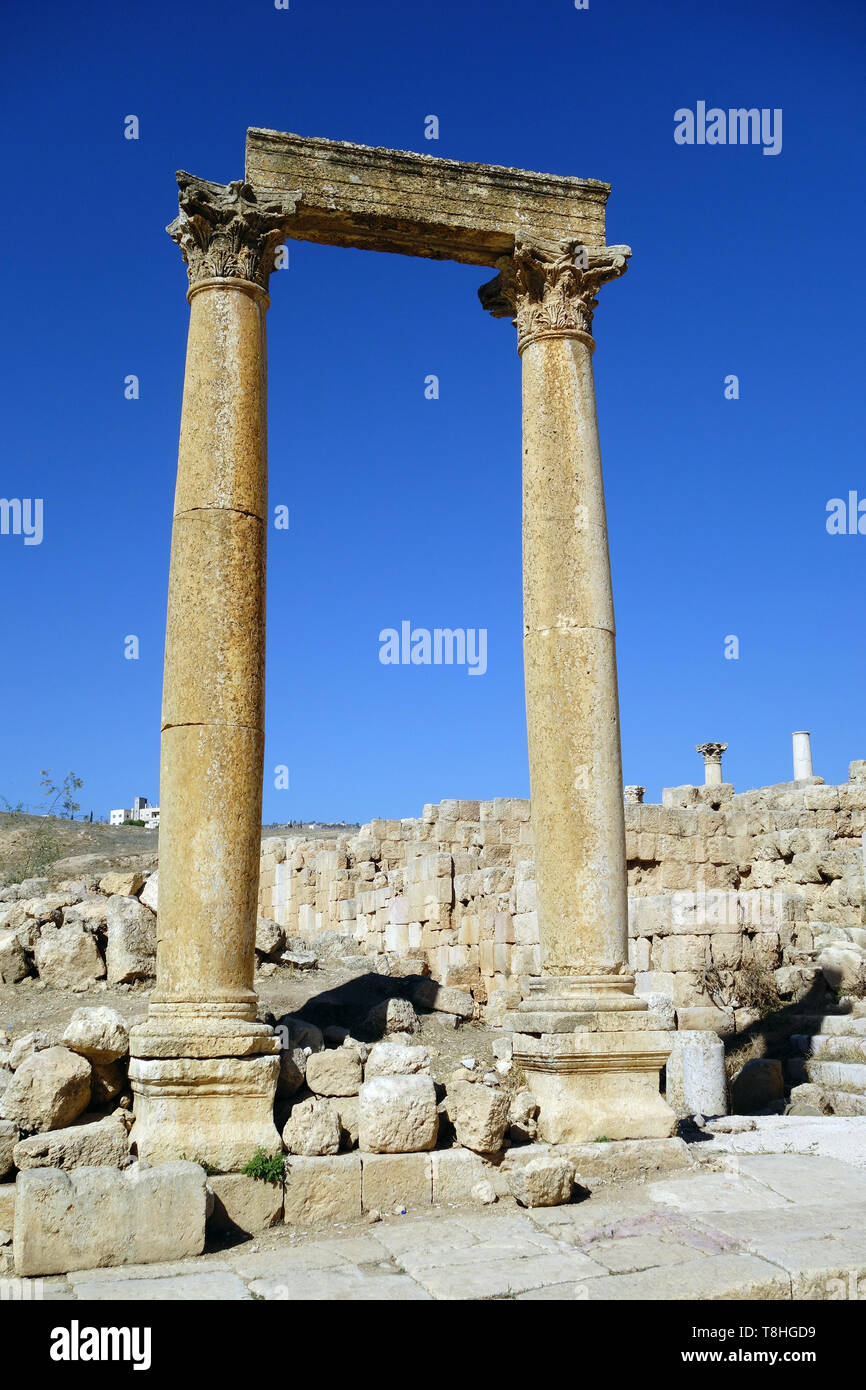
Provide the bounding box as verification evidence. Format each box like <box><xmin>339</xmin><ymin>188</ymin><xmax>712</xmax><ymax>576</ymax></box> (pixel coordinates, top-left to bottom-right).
<box><xmin>258</xmin><ymin>770</ymin><xmax>866</xmax><ymax>1018</ymax></box>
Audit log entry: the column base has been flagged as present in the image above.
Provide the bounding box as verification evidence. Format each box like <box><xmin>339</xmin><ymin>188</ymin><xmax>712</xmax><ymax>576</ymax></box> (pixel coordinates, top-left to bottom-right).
<box><xmin>510</xmin><ymin>1021</ymin><xmax>676</xmax><ymax>1144</ymax></box>
<box><xmin>128</xmin><ymin>1055</ymin><xmax>282</xmax><ymax>1171</ymax></box>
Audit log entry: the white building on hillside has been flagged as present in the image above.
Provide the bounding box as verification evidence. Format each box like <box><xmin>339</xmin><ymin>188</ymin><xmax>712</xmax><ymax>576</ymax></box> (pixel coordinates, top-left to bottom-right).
<box><xmin>110</xmin><ymin>796</ymin><xmax>159</xmax><ymax>829</ymax></box>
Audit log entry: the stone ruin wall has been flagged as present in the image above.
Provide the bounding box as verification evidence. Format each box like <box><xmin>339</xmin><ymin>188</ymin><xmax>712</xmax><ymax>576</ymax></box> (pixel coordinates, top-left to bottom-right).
<box><xmin>258</xmin><ymin>764</ymin><xmax>866</xmax><ymax>1029</ymax></box>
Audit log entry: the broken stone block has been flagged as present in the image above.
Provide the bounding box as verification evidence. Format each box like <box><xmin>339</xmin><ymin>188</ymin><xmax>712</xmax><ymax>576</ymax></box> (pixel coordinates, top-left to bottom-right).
<box><xmin>508</xmin><ymin>1155</ymin><xmax>575</xmax><ymax>1207</ymax></box>
<box><xmin>8</xmin><ymin>1032</ymin><xmax>52</xmax><ymax>1070</ymax></box>
<box><xmin>508</xmin><ymin>1090</ymin><xmax>539</xmax><ymax>1144</ymax></box>
<box><xmin>33</xmin><ymin>924</ymin><xmax>105</xmax><ymax>991</ymax></box>
<box><xmin>276</xmin><ymin>1045</ymin><xmax>307</xmax><ymax>1099</ymax></box>
<box><xmin>208</xmin><ymin>1173</ymin><xmax>283</xmax><ymax>1235</ymax></box>
<box><xmin>0</xmin><ymin>1185</ymin><xmax>14</xmax><ymax>1230</ymax></box>
<box><xmin>13</xmin><ymin>1160</ymin><xmax>207</xmax><ymax>1276</ymax></box>
<box><xmin>0</xmin><ymin>930</ymin><xmax>30</xmax><ymax>984</ymax></box>
<box><xmin>62</xmin><ymin>1006</ymin><xmax>129</xmax><ymax>1064</ymax></box>
<box><xmin>99</xmin><ymin>871</ymin><xmax>146</xmax><ymax>898</ymax></box>
<box><xmin>364</xmin><ymin>997</ymin><xmax>420</xmax><ymax>1036</ymax></box>
<box><xmin>282</xmin><ymin>1096</ymin><xmax>341</xmax><ymax>1156</ymax></box>
<box><xmin>335</xmin><ymin>1095</ymin><xmax>359</xmax><ymax>1149</ymax></box>
<box><xmin>1</xmin><ymin>1046</ymin><xmax>91</xmax><ymax>1134</ymax></box>
<box><xmin>445</xmin><ymin>1079</ymin><xmax>510</xmax><ymax>1154</ymax></box>
<box><xmin>305</xmin><ymin>1045</ymin><xmax>362</xmax><ymax>1097</ymax></box>
<box><xmin>665</xmin><ymin>1030</ymin><xmax>728</xmax><ymax>1119</ymax></box>
<box><xmin>412</xmin><ymin>979</ymin><xmax>475</xmax><ymax>1019</ymax></box>
<box><xmin>364</xmin><ymin>1042</ymin><xmax>431</xmax><ymax>1078</ymax></box>
<box><xmin>105</xmin><ymin>896</ymin><xmax>156</xmax><ymax>984</ymax></box>
<box><xmin>255</xmin><ymin>917</ymin><xmax>285</xmax><ymax>958</ymax></box>
<box><xmin>139</xmin><ymin>872</ymin><xmax>158</xmax><ymax>913</ymax></box>
<box><xmin>361</xmin><ymin>1152</ymin><xmax>432</xmax><ymax>1212</ymax></box>
<box><xmin>13</xmin><ymin>1117</ymin><xmax>129</xmax><ymax>1171</ymax></box>
<box><xmin>358</xmin><ymin>1074</ymin><xmax>438</xmax><ymax>1153</ymax></box>
<box><xmin>283</xmin><ymin>1153</ymin><xmax>361</xmax><ymax>1224</ymax></box>
<box><xmin>89</xmin><ymin>1060</ymin><xmax>126</xmax><ymax>1106</ymax></box>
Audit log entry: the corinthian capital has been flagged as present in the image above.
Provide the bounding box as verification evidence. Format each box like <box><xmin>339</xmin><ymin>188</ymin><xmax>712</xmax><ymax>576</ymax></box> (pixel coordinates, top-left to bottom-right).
<box><xmin>479</xmin><ymin>240</ymin><xmax>630</xmax><ymax>354</ymax></box>
<box><xmin>167</xmin><ymin>171</ymin><xmax>301</xmax><ymax>293</ymax></box>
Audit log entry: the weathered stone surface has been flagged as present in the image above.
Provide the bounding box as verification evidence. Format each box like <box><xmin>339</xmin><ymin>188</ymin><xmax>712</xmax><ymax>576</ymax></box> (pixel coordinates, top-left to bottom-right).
<box><xmin>8</xmin><ymin>1032</ymin><xmax>52</xmax><ymax>1070</ymax></box>
<box><xmin>255</xmin><ymin>916</ymin><xmax>284</xmax><ymax>957</ymax></box>
<box><xmin>358</xmin><ymin>1075</ymin><xmax>438</xmax><ymax>1154</ymax></box>
<box><xmin>508</xmin><ymin>1156</ymin><xmax>575</xmax><ymax>1207</ymax></box>
<box><xmin>305</xmin><ymin>1046</ymin><xmax>362</xmax><ymax>1097</ymax></box>
<box><xmin>361</xmin><ymin>1152</ymin><xmax>432</xmax><ymax>1212</ymax></box>
<box><xmin>445</xmin><ymin>1080</ymin><xmax>510</xmax><ymax>1154</ymax></box>
<box><xmin>508</xmin><ymin>1090</ymin><xmax>540</xmax><ymax>1143</ymax></box>
<box><xmin>106</xmin><ymin>896</ymin><xmax>156</xmax><ymax>984</ymax></box>
<box><xmin>364</xmin><ymin>1042</ymin><xmax>431</xmax><ymax>1078</ymax></box>
<box><xmin>364</xmin><ymin>997</ymin><xmax>420</xmax><ymax>1036</ymax></box>
<box><xmin>412</xmin><ymin>979</ymin><xmax>475</xmax><ymax>1019</ymax></box>
<box><xmin>731</xmin><ymin>1059</ymin><xmax>785</xmax><ymax>1113</ymax></box>
<box><xmin>276</xmin><ymin>1045</ymin><xmax>307</xmax><ymax>1099</ymax></box>
<box><xmin>0</xmin><ymin>1185</ymin><xmax>15</xmax><ymax>1229</ymax></box>
<box><xmin>283</xmin><ymin>1153</ymin><xmax>361</xmax><ymax>1224</ymax></box>
<box><xmin>13</xmin><ymin>1118</ymin><xmax>129</xmax><ymax>1171</ymax></box>
<box><xmin>99</xmin><ymin>871</ymin><xmax>146</xmax><ymax>899</ymax></box>
<box><xmin>33</xmin><ymin>924</ymin><xmax>105</xmax><ymax>991</ymax></box>
<box><xmin>0</xmin><ymin>1047</ymin><xmax>91</xmax><ymax>1134</ymax></box>
<box><xmin>139</xmin><ymin>871</ymin><xmax>158</xmax><ymax>914</ymax></box>
<box><xmin>282</xmin><ymin>1096</ymin><xmax>341</xmax><ymax>1156</ymax></box>
<box><xmin>209</xmin><ymin>1173</ymin><xmax>283</xmax><ymax>1234</ymax></box>
<box><xmin>13</xmin><ymin>1160</ymin><xmax>207</xmax><ymax>1276</ymax></box>
<box><xmin>430</xmin><ymin>1148</ymin><xmax>491</xmax><ymax>1206</ymax></box>
<box><xmin>335</xmin><ymin>1095</ymin><xmax>359</xmax><ymax>1149</ymax></box>
<box><xmin>89</xmin><ymin>1060</ymin><xmax>126</xmax><ymax>1106</ymax></box>
<box><xmin>0</xmin><ymin>1119</ymin><xmax>18</xmax><ymax>1179</ymax></box>
<box><xmin>62</xmin><ymin>1006</ymin><xmax>129</xmax><ymax>1064</ymax></box>
<box><xmin>666</xmin><ymin>1030</ymin><xmax>728</xmax><ymax>1118</ymax></box>
<box><xmin>0</xmin><ymin>930</ymin><xmax>30</xmax><ymax>984</ymax></box>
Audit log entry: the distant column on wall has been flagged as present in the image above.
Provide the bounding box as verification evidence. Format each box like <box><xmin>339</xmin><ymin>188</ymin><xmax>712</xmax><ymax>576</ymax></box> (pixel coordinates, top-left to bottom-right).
<box><xmin>623</xmin><ymin>785</ymin><xmax>645</xmax><ymax>804</ymax></box>
<box><xmin>696</xmin><ymin>742</ymin><xmax>727</xmax><ymax>786</ymax></box>
<box><xmin>793</xmin><ymin>731</ymin><xmax>813</xmax><ymax>781</ymax></box>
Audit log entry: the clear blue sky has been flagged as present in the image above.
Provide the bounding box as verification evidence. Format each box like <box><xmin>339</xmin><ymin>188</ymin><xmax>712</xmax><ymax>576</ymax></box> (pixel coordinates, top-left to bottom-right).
<box><xmin>1</xmin><ymin>0</ymin><xmax>864</xmax><ymax>823</ymax></box>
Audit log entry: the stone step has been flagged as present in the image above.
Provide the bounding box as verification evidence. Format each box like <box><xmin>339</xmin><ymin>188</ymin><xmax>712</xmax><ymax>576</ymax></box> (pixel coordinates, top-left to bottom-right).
<box><xmin>791</xmin><ymin>1035</ymin><xmax>866</xmax><ymax>1062</ymax></box>
<box><xmin>789</xmin><ymin>1083</ymin><xmax>866</xmax><ymax>1117</ymax></box>
<box><xmin>786</xmin><ymin>1015</ymin><xmax>866</xmax><ymax>1037</ymax></box>
<box><xmin>788</xmin><ymin>1059</ymin><xmax>866</xmax><ymax>1094</ymax></box>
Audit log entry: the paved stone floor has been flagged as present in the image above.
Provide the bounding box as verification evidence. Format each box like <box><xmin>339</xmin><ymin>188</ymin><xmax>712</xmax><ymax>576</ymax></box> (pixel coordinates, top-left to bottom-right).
<box><xmin>15</xmin><ymin>1121</ymin><xmax>866</xmax><ymax>1301</ymax></box>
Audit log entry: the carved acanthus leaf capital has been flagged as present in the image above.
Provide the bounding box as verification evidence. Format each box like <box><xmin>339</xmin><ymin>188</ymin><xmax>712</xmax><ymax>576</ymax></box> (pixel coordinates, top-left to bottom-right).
<box><xmin>479</xmin><ymin>240</ymin><xmax>630</xmax><ymax>354</ymax></box>
<box><xmin>696</xmin><ymin>743</ymin><xmax>728</xmax><ymax>762</ymax></box>
<box><xmin>167</xmin><ymin>171</ymin><xmax>301</xmax><ymax>293</ymax></box>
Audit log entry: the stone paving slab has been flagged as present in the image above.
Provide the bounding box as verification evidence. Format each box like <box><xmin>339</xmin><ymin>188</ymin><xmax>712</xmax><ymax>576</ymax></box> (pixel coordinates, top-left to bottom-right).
<box><xmin>12</xmin><ymin>1147</ymin><xmax>866</xmax><ymax>1301</ymax></box>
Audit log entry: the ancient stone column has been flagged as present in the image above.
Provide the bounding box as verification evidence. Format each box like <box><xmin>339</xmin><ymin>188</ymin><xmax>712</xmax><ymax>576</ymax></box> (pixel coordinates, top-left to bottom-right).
<box><xmin>129</xmin><ymin>173</ymin><xmax>299</xmax><ymax>1170</ymax></box>
<box><xmin>793</xmin><ymin>731</ymin><xmax>813</xmax><ymax>781</ymax></box>
<box><xmin>480</xmin><ymin>241</ymin><xmax>674</xmax><ymax>1142</ymax></box>
<box><xmin>696</xmin><ymin>742</ymin><xmax>727</xmax><ymax>786</ymax></box>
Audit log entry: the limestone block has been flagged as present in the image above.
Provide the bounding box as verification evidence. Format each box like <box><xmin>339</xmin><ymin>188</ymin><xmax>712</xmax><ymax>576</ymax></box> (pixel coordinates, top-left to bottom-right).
<box><xmin>430</xmin><ymin>1148</ymin><xmax>491</xmax><ymax>1206</ymax></box>
<box><xmin>305</xmin><ymin>1046</ymin><xmax>362</xmax><ymax>1097</ymax></box>
<box><xmin>731</xmin><ymin>1059</ymin><xmax>784</xmax><ymax>1113</ymax></box>
<box><xmin>711</xmin><ymin>934</ymin><xmax>743</xmax><ymax>969</ymax></box>
<box><xmin>33</xmin><ymin>924</ymin><xmax>105</xmax><ymax>991</ymax></box>
<box><xmin>105</xmin><ymin>896</ymin><xmax>156</xmax><ymax>984</ymax></box>
<box><xmin>445</xmin><ymin>1080</ymin><xmax>510</xmax><ymax>1154</ymax></box>
<box><xmin>62</xmin><ymin>1006</ymin><xmax>129</xmax><ymax>1064</ymax></box>
<box><xmin>361</xmin><ymin>1152</ymin><xmax>432</xmax><ymax>1212</ymax></box>
<box><xmin>209</xmin><ymin>1173</ymin><xmax>283</xmax><ymax>1234</ymax></box>
<box><xmin>99</xmin><ymin>871</ymin><xmax>146</xmax><ymax>898</ymax></box>
<box><xmin>665</xmin><ymin>1031</ymin><xmax>728</xmax><ymax>1118</ymax></box>
<box><xmin>13</xmin><ymin>1118</ymin><xmax>129</xmax><ymax>1171</ymax></box>
<box><xmin>508</xmin><ymin>1155</ymin><xmax>575</xmax><ymax>1208</ymax></box>
<box><xmin>13</xmin><ymin>1161</ymin><xmax>207</xmax><ymax>1277</ymax></box>
<box><xmin>8</xmin><ymin>1032</ymin><xmax>52</xmax><ymax>1070</ymax></box>
<box><xmin>412</xmin><ymin>978</ymin><xmax>474</xmax><ymax>1018</ymax></box>
<box><xmin>0</xmin><ymin>930</ymin><xmax>30</xmax><ymax>984</ymax></box>
<box><xmin>282</xmin><ymin>1096</ymin><xmax>341</xmax><ymax>1156</ymax></box>
<box><xmin>0</xmin><ymin>1119</ymin><xmax>18</xmax><ymax>1179</ymax></box>
<box><xmin>358</xmin><ymin>1075</ymin><xmax>438</xmax><ymax>1153</ymax></box>
<box><xmin>364</xmin><ymin>1042</ymin><xmax>431</xmax><ymax>1078</ymax></box>
<box><xmin>364</xmin><ymin>997</ymin><xmax>420</xmax><ymax>1036</ymax></box>
<box><xmin>335</xmin><ymin>1096</ymin><xmax>359</xmax><ymax>1149</ymax></box>
<box><xmin>90</xmin><ymin>1061</ymin><xmax>126</xmax><ymax>1106</ymax></box>
<box><xmin>0</xmin><ymin>1186</ymin><xmax>14</xmax><ymax>1229</ymax></box>
<box><xmin>818</xmin><ymin>945</ymin><xmax>866</xmax><ymax>994</ymax></box>
<box><xmin>255</xmin><ymin>916</ymin><xmax>285</xmax><ymax>956</ymax></box>
<box><xmin>651</xmin><ymin>935</ymin><xmax>710</xmax><ymax>973</ymax></box>
<box><xmin>1</xmin><ymin>1047</ymin><xmax>91</xmax><ymax>1134</ymax></box>
<box><xmin>283</xmin><ymin>1154</ymin><xmax>361</xmax><ymax>1224</ymax></box>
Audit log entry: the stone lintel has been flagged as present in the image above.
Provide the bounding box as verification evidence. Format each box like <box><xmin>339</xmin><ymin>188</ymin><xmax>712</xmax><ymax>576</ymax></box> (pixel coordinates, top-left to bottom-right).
<box><xmin>244</xmin><ymin>128</ymin><xmax>610</xmax><ymax>266</ymax></box>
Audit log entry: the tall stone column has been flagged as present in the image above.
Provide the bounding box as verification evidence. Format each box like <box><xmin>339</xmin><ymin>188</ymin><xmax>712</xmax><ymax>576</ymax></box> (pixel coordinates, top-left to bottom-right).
<box><xmin>129</xmin><ymin>173</ymin><xmax>299</xmax><ymax>1170</ymax></box>
<box><xmin>696</xmin><ymin>742</ymin><xmax>727</xmax><ymax>786</ymax></box>
<box><xmin>481</xmin><ymin>241</ymin><xmax>674</xmax><ymax>1142</ymax></box>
